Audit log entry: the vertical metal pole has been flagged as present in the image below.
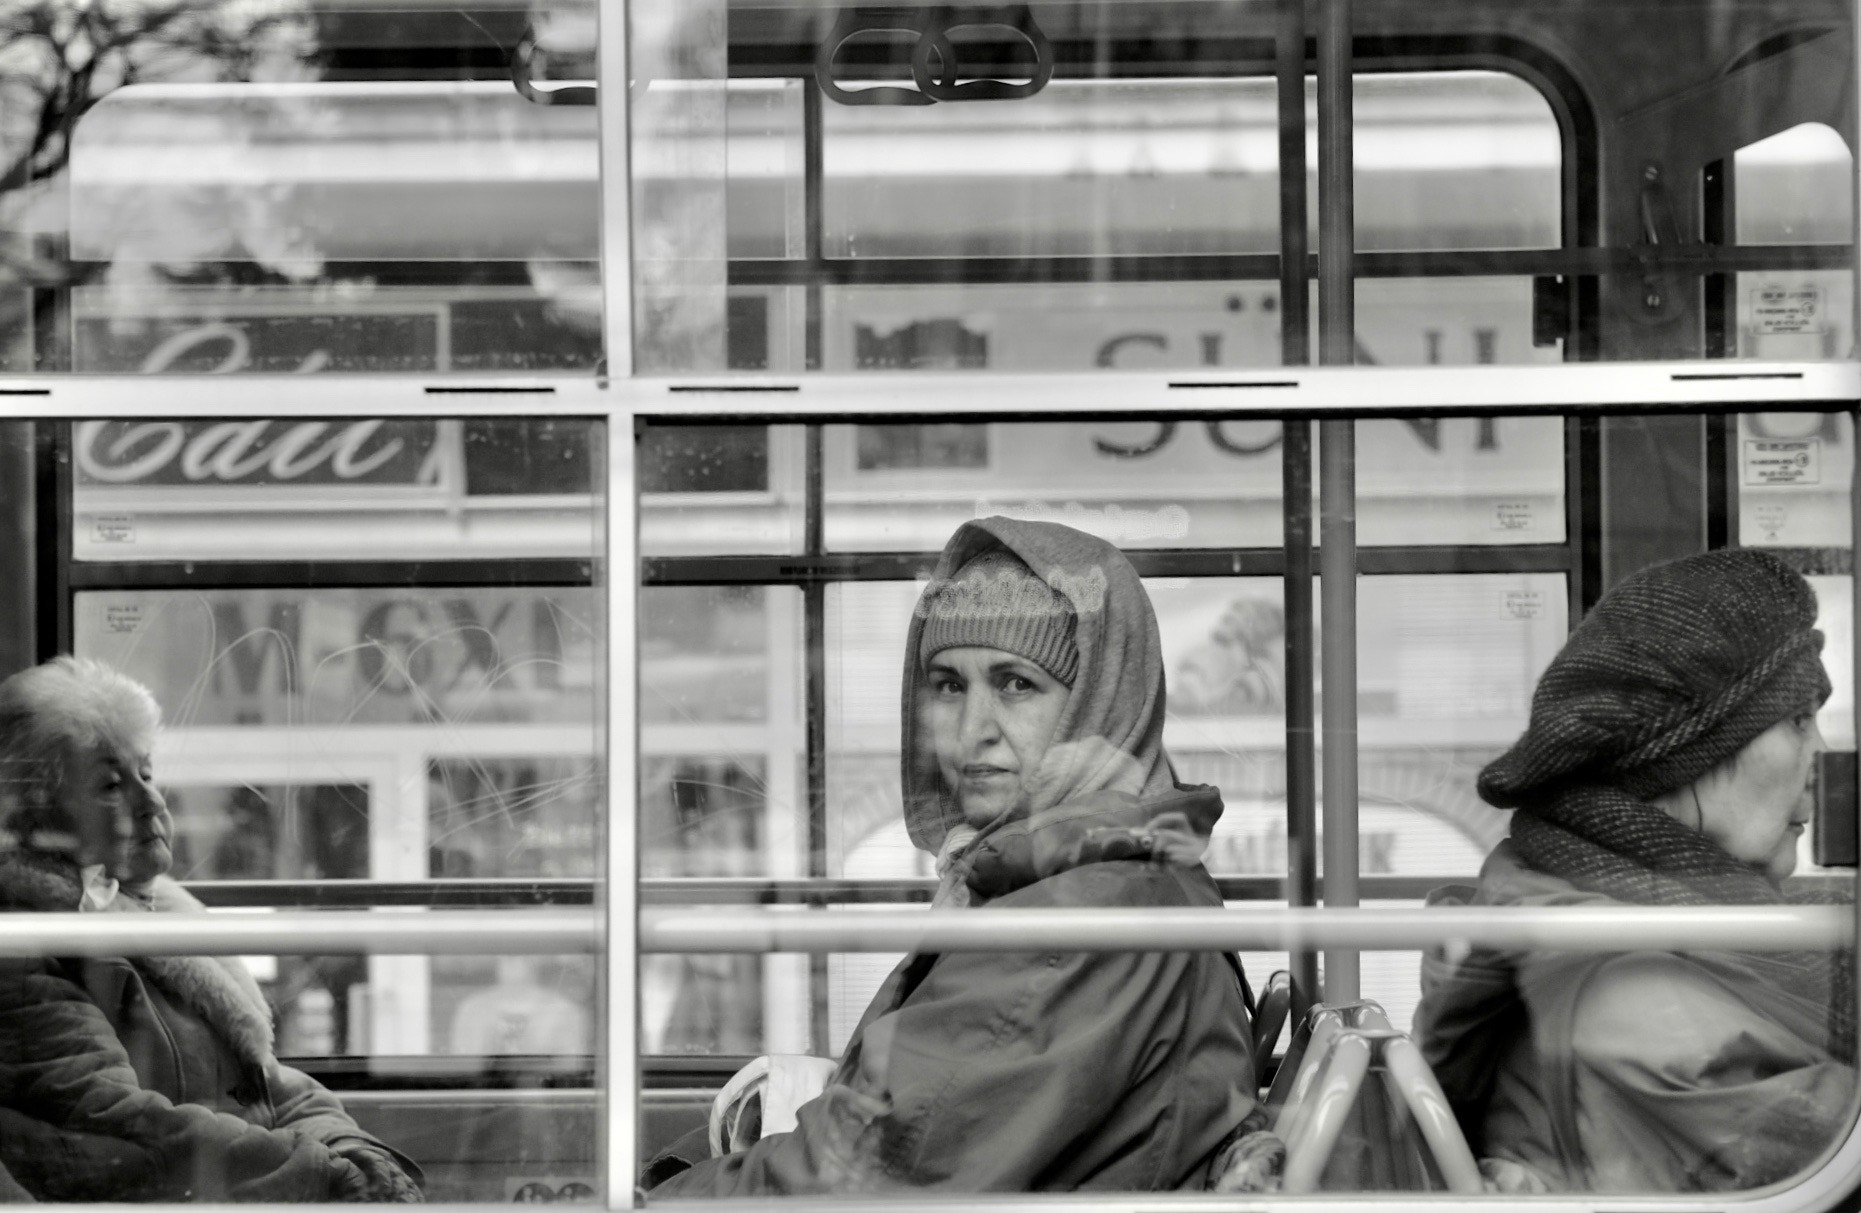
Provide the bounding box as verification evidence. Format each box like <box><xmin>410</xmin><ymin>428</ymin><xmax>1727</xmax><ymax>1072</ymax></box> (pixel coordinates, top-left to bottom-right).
<box><xmin>1316</xmin><ymin>0</ymin><xmax>1359</xmax><ymax>1005</ymax></box>
<box><xmin>1276</xmin><ymin>0</ymin><xmax>1309</xmax><ymax>368</ymax></box>
<box><xmin>1281</xmin><ymin>424</ymin><xmax>1319</xmax><ymax>1021</ymax></box>
<box><xmin>596</xmin><ymin>0</ymin><xmax>636</xmax><ymax>1191</ymax></box>
<box><xmin>597</xmin><ymin>0</ymin><xmax>634</xmax><ymax>381</ymax></box>
<box><xmin>604</xmin><ymin>417</ymin><xmax>639</xmax><ymax>1205</ymax></box>
<box><xmin>1850</xmin><ymin>403</ymin><xmax>1861</xmax><ymax>1063</ymax></box>
<box><xmin>1701</xmin><ymin>160</ymin><xmax>1735</xmax><ymax>360</ymax></box>
<box><xmin>32</xmin><ymin>423</ymin><xmax>70</xmax><ymax>661</ymax></box>
<box><xmin>803</xmin><ymin>427</ymin><xmax>830</xmax><ymax>1054</ymax></box>
<box><xmin>1318</xmin><ymin>425</ymin><xmax>1358</xmax><ymax>1005</ymax></box>
<box><xmin>803</xmin><ymin>80</ymin><xmax>825</xmax><ymax>371</ymax></box>
<box><xmin>1315</xmin><ymin>0</ymin><xmax>1352</xmax><ymax>368</ymax></box>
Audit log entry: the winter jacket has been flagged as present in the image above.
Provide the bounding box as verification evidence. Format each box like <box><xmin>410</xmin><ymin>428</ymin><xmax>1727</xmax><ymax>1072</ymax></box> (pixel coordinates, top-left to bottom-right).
<box><xmin>651</xmin><ymin>518</ymin><xmax>1257</xmax><ymax>1196</ymax></box>
<box><xmin>1414</xmin><ymin>841</ymin><xmax>1855</xmax><ymax>1193</ymax></box>
<box><xmin>651</xmin><ymin>784</ymin><xmax>1255</xmax><ymax>1196</ymax></box>
<box><xmin>0</xmin><ymin>854</ymin><xmax>423</xmax><ymax>1202</ymax></box>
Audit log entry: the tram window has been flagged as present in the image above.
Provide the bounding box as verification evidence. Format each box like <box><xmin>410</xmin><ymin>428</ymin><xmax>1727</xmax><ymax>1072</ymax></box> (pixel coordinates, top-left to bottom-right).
<box><xmin>5</xmin><ymin>3</ymin><xmax>601</xmax><ymax>375</ymax></box>
<box><xmin>641</xmin><ymin>425</ymin><xmax>806</xmax><ymax>556</ymax></box>
<box><xmin>70</xmin><ymin>583</ymin><xmax>600</xmax><ymax>1061</ymax></box>
<box><xmin>69</xmin><ymin>418</ymin><xmax>597</xmax><ymax>561</ymax></box>
<box><xmin>643</xmin><ymin>0</ymin><xmax>1568</xmax><ymax>377</ymax></box>
<box><xmin>637</xmin><ymin>402</ymin><xmax>1861</xmax><ymax>1197</ymax></box>
<box><xmin>1738</xmin><ymin>412</ymin><xmax>1854</xmax><ymax>550</ymax></box>
<box><xmin>1732</xmin><ymin>125</ymin><xmax>1854</xmax><ymax>360</ymax></box>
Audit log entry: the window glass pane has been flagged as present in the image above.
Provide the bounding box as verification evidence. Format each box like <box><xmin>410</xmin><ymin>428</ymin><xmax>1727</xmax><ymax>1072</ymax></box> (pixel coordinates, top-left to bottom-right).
<box><xmin>55</xmin><ymin>578</ymin><xmax>600</xmax><ymax>1197</ymax></box>
<box><xmin>638</xmin><ymin>405</ymin><xmax>1860</xmax><ymax>1197</ymax></box>
<box><xmin>641</xmin><ymin>585</ymin><xmax>807</xmax><ymax>1056</ymax></box>
<box><xmin>1738</xmin><ymin>412</ymin><xmax>1853</xmax><ymax>550</ymax></box>
<box><xmin>7</xmin><ymin>3</ymin><xmax>599</xmax><ymax>374</ymax></box>
<box><xmin>70</xmin><ymin>417</ymin><xmax>595</xmax><ymax>561</ymax></box>
<box><xmin>1733</xmin><ymin>124</ymin><xmax>1854</xmax><ymax>361</ymax></box>
<box><xmin>635</xmin><ymin>0</ymin><xmax>1564</xmax><ymax>375</ymax></box>
<box><xmin>640</xmin><ymin>424</ymin><xmax>805</xmax><ymax>557</ymax></box>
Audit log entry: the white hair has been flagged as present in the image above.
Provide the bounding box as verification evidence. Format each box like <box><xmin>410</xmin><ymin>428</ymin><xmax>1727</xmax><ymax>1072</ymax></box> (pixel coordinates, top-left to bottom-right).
<box><xmin>0</xmin><ymin>656</ymin><xmax>161</xmax><ymax>845</ymax></box>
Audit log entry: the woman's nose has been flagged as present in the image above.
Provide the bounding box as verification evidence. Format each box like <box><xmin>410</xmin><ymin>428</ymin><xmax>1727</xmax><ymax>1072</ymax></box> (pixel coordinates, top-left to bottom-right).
<box><xmin>134</xmin><ymin>780</ymin><xmax>166</xmax><ymax>816</ymax></box>
<box><xmin>959</xmin><ymin>692</ymin><xmax>1001</xmax><ymax>748</ymax></box>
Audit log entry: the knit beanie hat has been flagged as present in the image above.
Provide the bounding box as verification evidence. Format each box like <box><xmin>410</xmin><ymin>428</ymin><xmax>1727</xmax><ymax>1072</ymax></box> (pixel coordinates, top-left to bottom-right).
<box><xmin>918</xmin><ymin>547</ymin><xmax>1080</xmax><ymax>685</ymax></box>
<box><xmin>1481</xmin><ymin>549</ymin><xmax>1830</xmax><ymax>806</ymax></box>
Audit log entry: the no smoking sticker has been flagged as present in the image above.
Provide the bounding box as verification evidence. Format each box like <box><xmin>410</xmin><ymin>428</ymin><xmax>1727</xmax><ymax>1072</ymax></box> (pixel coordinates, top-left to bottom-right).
<box><xmin>1753</xmin><ymin>284</ymin><xmax>1822</xmax><ymax>335</ymax></box>
<box><xmin>1743</xmin><ymin>439</ymin><xmax>1820</xmax><ymax>486</ymax></box>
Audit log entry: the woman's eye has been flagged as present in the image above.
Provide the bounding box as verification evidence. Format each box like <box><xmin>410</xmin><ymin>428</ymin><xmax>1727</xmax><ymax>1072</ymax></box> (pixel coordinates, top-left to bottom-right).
<box><xmin>1002</xmin><ymin>675</ymin><xmax>1034</xmax><ymax>694</ymax></box>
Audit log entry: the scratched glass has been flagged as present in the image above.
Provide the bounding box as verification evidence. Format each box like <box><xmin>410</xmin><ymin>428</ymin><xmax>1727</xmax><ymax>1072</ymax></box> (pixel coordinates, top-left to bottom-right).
<box><xmin>69</xmin><ymin>417</ymin><xmax>597</xmax><ymax>562</ymax></box>
<box><xmin>820</xmin><ymin>417</ymin><xmax>1564</xmax><ymax>550</ymax></box>
<box><xmin>52</xmin><ymin>569</ymin><xmax>603</xmax><ymax>1198</ymax></box>
<box><xmin>640</xmin><ymin>585</ymin><xmax>807</xmax><ymax>1055</ymax></box>
<box><xmin>2</xmin><ymin>1</ymin><xmax>598</xmax><ymax>374</ymax></box>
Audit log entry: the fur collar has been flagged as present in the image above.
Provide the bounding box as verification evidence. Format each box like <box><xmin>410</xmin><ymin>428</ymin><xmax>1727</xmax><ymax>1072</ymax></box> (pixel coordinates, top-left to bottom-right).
<box><xmin>0</xmin><ymin>854</ymin><xmax>277</xmax><ymax>1070</ymax></box>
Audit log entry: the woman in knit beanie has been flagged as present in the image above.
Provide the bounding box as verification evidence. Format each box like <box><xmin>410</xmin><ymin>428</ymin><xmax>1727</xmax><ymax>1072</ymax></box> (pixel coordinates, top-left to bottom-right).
<box><xmin>1414</xmin><ymin>549</ymin><xmax>1854</xmax><ymax>1194</ymax></box>
<box><xmin>649</xmin><ymin>518</ymin><xmax>1256</xmax><ymax>1196</ymax></box>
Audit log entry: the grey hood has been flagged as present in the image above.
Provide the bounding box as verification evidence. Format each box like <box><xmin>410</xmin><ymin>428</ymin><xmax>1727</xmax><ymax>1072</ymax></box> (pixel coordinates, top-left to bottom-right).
<box><xmin>900</xmin><ymin>516</ymin><xmax>1183</xmax><ymax>857</ymax></box>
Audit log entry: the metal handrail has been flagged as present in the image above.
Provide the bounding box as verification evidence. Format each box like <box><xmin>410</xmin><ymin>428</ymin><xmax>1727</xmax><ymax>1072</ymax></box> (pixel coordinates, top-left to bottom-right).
<box><xmin>0</xmin><ymin>903</ymin><xmax>1844</xmax><ymax>957</ymax></box>
<box><xmin>644</xmin><ymin>904</ymin><xmax>1853</xmax><ymax>954</ymax></box>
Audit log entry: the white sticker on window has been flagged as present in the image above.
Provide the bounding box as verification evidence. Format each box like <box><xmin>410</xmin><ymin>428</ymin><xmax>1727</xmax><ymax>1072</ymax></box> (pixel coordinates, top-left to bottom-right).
<box><xmin>1749</xmin><ymin>501</ymin><xmax>1791</xmax><ymax>542</ymax></box>
<box><xmin>1492</xmin><ymin>501</ymin><xmax>1534</xmax><ymax>531</ymax></box>
<box><xmin>1753</xmin><ymin>284</ymin><xmax>1823</xmax><ymax>335</ymax></box>
<box><xmin>90</xmin><ymin>514</ymin><xmax>136</xmax><ymax>544</ymax></box>
<box><xmin>1502</xmin><ymin>589</ymin><xmax>1545</xmax><ymax>620</ymax></box>
<box><xmin>1743</xmin><ymin>439</ymin><xmax>1821</xmax><ymax>486</ymax></box>
<box><xmin>105</xmin><ymin>605</ymin><xmax>142</xmax><ymax>635</ymax></box>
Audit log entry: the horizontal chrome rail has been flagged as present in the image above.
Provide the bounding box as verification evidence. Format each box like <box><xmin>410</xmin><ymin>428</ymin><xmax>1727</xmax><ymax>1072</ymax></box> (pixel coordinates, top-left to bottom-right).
<box><xmin>0</xmin><ymin>904</ymin><xmax>1847</xmax><ymax>956</ymax></box>
<box><xmin>0</xmin><ymin>909</ymin><xmax>595</xmax><ymax>958</ymax></box>
<box><xmin>641</xmin><ymin>904</ymin><xmax>1854</xmax><ymax>954</ymax></box>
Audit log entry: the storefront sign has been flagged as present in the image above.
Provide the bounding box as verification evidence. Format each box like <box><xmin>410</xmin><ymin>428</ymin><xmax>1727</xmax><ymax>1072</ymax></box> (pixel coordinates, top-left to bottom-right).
<box><xmin>75</xmin><ymin>419</ymin><xmax>442</xmax><ymax>488</ymax></box>
<box><xmin>77</xmin><ymin>588</ymin><xmax>597</xmax><ymax>727</ymax></box>
<box><xmin>74</xmin><ymin>312</ymin><xmax>442</xmax><ymax>375</ymax></box>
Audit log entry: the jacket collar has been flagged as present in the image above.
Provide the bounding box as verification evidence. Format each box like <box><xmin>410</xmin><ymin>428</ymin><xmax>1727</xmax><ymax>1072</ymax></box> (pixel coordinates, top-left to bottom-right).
<box><xmin>0</xmin><ymin>853</ymin><xmax>277</xmax><ymax>1070</ymax></box>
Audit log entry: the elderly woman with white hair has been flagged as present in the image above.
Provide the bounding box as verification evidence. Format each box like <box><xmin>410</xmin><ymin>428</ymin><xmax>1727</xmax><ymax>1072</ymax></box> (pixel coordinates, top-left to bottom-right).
<box><xmin>0</xmin><ymin>656</ymin><xmax>422</xmax><ymax>1202</ymax></box>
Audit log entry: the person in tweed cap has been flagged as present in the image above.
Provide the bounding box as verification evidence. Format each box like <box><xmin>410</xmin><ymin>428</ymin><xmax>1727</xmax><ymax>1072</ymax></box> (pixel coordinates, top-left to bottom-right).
<box><xmin>649</xmin><ymin>518</ymin><xmax>1256</xmax><ymax>1195</ymax></box>
<box><xmin>1414</xmin><ymin>550</ymin><xmax>1853</xmax><ymax>1194</ymax></box>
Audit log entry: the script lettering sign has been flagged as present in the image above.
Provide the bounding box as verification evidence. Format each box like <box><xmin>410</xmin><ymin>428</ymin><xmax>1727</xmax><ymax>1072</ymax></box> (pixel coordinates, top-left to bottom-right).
<box><xmin>76</xmin><ymin>420</ymin><xmax>441</xmax><ymax>488</ymax></box>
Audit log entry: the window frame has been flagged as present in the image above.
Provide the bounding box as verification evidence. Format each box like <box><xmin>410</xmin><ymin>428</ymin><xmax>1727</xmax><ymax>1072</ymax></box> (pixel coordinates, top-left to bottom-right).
<box><xmin>0</xmin><ymin>0</ymin><xmax>1859</xmax><ymax>1201</ymax></box>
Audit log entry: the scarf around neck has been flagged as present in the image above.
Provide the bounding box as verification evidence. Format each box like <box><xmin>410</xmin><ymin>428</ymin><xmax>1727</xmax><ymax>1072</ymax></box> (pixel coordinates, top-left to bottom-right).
<box><xmin>1511</xmin><ymin>782</ymin><xmax>1854</xmax><ymax>1060</ymax></box>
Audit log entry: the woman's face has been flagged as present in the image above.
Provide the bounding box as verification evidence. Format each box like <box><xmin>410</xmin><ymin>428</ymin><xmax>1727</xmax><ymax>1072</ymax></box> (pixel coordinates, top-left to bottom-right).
<box><xmin>1697</xmin><ymin>712</ymin><xmax>1825</xmax><ymax>880</ymax></box>
<box><xmin>57</xmin><ymin>730</ymin><xmax>171</xmax><ymax>886</ymax></box>
<box><xmin>923</xmin><ymin>646</ymin><xmax>1071</xmax><ymax>828</ymax></box>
